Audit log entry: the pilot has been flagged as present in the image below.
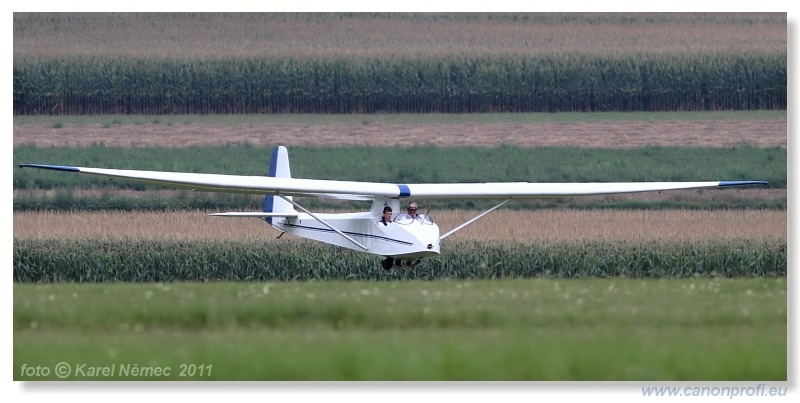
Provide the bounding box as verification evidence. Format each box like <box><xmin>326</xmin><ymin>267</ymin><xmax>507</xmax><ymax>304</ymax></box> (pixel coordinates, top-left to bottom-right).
<box><xmin>407</xmin><ymin>202</ymin><xmax>419</xmax><ymax>219</ymax></box>
<box><xmin>380</xmin><ymin>206</ymin><xmax>392</xmax><ymax>226</ymax></box>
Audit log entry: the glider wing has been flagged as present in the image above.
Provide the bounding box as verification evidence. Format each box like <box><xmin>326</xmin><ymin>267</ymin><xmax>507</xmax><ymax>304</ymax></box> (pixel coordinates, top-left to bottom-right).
<box><xmin>18</xmin><ymin>164</ymin><xmax>766</xmax><ymax>200</ymax></box>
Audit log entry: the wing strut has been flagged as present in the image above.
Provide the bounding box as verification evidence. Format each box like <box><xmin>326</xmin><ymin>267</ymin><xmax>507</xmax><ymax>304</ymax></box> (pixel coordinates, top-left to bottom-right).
<box><xmin>440</xmin><ymin>198</ymin><xmax>512</xmax><ymax>241</ymax></box>
<box><xmin>277</xmin><ymin>195</ymin><xmax>368</xmax><ymax>251</ymax></box>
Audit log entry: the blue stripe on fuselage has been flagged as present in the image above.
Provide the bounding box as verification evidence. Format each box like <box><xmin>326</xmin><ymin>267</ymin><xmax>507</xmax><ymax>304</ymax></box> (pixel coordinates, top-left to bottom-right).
<box><xmin>397</xmin><ymin>184</ymin><xmax>410</xmax><ymax>198</ymax></box>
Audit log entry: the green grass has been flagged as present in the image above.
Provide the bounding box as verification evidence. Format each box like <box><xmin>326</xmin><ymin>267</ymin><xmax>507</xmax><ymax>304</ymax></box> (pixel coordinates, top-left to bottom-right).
<box><xmin>14</xmin><ymin>144</ymin><xmax>787</xmax><ymax>188</ymax></box>
<box><xmin>13</xmin><ymin>279</ymin><xmax>786</xmax><ymax>380</ymax></box>
<box><xmin>12</xmin><ymin>142</ymin><xmax>786</xmax><ymax>210</ymax></box>
<box><xmin>12</xmin><ymin>188</ymin><xmax>787</xmax><ymax>212</ymax></box>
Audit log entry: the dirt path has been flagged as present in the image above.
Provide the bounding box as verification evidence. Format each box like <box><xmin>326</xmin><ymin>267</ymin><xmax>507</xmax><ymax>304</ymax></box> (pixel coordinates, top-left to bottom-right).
<box><xmin>14</xmin><ymin>120</ymin><xmax>786</xmax><ymax>148</ymax></box>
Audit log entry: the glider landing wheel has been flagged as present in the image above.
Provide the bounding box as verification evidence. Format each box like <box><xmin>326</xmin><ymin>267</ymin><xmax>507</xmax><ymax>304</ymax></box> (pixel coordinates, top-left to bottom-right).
<box><xmin>381</xmin><ymin>257</ymin><xmax>394</xmax><ymax>271</ymax></box>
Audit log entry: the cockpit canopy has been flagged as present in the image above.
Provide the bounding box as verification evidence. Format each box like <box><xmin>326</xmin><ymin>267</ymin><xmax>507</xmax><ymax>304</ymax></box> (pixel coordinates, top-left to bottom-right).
<box><xmin>394</xmin><ymin>213</ymin><xmax>434</xmax><ymax>225</ymax></box>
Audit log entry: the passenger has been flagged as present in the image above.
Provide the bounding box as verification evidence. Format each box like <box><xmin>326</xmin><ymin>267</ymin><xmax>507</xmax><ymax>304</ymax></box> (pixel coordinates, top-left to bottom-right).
<box><xmin>380</xmin><ymin>206</ymin><xmax>393</xmax><ymax>226</ymax></box>
<box><xmin>407</xmin><ymin>202</ymin><xmax>419</xmax><ymax>220</ymax></box>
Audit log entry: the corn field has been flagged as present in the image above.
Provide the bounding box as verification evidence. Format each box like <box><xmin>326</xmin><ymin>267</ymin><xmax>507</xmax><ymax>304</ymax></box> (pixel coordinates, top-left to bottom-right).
<box><xmin>13</xmin><ymin>238</ymin><xmax>786</xmax><ymax>282</ymax></box>
<box><xmin>13</xmin><ymin>208</ymin><xmax>785</xmax><ymax>281</ymax></box>
<box><xmin>13</xmin><ymin>54</ymin><xmax>786</xmax><ymax>115</ymax></box>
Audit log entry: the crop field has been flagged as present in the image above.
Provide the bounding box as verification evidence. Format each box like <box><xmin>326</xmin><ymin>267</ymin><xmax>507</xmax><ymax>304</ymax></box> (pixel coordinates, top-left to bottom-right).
<box><xmin>13</xmin><ymin>209</ymin><xmax>787</xmax><ymax>244</ymax></box>
<box><xmin>14</xmin><ymin>13</ymin><xmax>786</xmax><ymax>114</ymax></box>
<box><xmin>14</xmin><ymin>53</ymin><xmax>786</xmax><ymax>114</ymax></box>
<box><xmin>13</xmin><ymin>209</ymin><xmax>786</xmax><ymax>282</ymax></box>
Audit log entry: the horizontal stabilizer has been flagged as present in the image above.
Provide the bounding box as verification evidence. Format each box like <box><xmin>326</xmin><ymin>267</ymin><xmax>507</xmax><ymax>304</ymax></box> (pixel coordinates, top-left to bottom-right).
<box><xmin>209</xmin><ymin>212</ymin><xmax>300</xmax><ymax>218</ymax></box>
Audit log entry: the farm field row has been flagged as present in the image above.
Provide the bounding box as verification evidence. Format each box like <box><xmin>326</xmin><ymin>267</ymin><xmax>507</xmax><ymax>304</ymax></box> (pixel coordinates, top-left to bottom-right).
<box><xmin>14</xmin><ymin>13</ymin><xmax>786</xmax><ymax>59</ymax></box>
<box><xmin>14</xmin><ymin>209</ymin><xmax>786</xmax><ymax>281</ymax></box>
<box><xmin>14</xmin><ymin>14</ymin><xmax>786</xmax><ymax>114</ymax></box>
<box><xmin>13</xmin><ymin>111</ymin><xmax>787</xmax><ymax>148</ymax></box>
<box><xmin>14</xmin><ymin>54</ymin><xmax>786</xmax><ymax>114</ymax></box>
<box><xmin>13</xmin><ymin>209</ymin><xmax>786</xmax><ymax>244</ymax></box>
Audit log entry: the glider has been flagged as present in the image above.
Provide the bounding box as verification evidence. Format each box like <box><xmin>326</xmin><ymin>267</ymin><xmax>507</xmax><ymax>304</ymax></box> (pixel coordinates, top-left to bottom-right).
<box><xmin>19</xmin><ymin>146</ymin><xmax>767</xmax><ymax>270</ymax></box>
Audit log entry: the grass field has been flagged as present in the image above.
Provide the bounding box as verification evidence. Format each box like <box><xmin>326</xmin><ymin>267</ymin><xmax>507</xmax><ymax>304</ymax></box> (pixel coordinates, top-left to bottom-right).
<box><xmin>14</xmin><ymin>144</ymin><xmax>787</xmax><ymax>186</ymax></box>
<box><xmin>13</xmin><ymin>279</ymin><xmax>787</xmax><ymax>380</ymax></box>
<box><xmin>12</xmin><ymin>109</ymin><xmax>788</xmax><ymax>126</ymax></box>
<box><xmin>12</xmin><ymin>142</ymin><xmax>787</xmax><ymax>211</ymax></box>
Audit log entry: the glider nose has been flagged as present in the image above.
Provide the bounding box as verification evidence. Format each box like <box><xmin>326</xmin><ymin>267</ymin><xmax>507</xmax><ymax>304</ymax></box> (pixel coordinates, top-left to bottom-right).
<box><xmin>422</xmin><ymin>231</ymin><xmax>441</xmax><ymax>256</ymax></box>
<box><xmin>404</xmin><ymin>223</ymin><xmax>440</xmax><ymax>257</ymax></box>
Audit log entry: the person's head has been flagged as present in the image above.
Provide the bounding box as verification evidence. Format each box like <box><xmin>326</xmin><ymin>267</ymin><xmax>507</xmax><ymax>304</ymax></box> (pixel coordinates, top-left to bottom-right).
<box><xmin>383</xmin><ymin>206</ymin><xmax>392</xmax><ymax>219</ymax></box>
<box><xmin>407</xmin><ymin>202</ymin><xmax>418</xmax><ymax>215</ymax></box>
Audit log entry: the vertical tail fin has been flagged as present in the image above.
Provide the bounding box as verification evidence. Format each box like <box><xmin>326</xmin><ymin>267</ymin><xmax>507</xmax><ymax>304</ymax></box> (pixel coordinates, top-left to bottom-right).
<box><xmin>263</xmin><ymin>146</ymin><xmax>295</xmax><ymax>224</ymax></box>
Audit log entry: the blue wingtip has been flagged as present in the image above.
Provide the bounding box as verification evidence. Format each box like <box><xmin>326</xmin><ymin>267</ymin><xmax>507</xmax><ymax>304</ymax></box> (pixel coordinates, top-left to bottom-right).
<box><xmin>18</xmin><ymin>164</ymin><xmax>80</xmax><ymax>172</ymax></box>
<box><xmin>719</xmin><ymin>180</ymin><xmax>768</xmax><ymax>187</ymax></box>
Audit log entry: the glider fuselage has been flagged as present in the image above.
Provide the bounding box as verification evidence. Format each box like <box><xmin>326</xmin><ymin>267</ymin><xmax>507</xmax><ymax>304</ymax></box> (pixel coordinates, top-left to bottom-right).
<box><xmin>274</xmin><ymin>212</ymin><xmax>441</xmax><ymax>259</ymax></box>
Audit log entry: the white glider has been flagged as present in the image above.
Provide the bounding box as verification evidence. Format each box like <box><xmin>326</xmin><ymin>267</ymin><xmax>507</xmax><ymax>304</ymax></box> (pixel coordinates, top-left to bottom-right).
<box><xmin>20</xmin><ymin>146</ymin><xmax>767</xmax><ymax>270</ymax></box>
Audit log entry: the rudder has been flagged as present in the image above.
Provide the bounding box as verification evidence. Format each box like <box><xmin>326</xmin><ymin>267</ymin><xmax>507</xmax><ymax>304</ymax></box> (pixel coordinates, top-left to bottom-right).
<box><xmin>263</xmin><ymin>146</ymin><xmax>295</xmax><ymax>224</ymax></box>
